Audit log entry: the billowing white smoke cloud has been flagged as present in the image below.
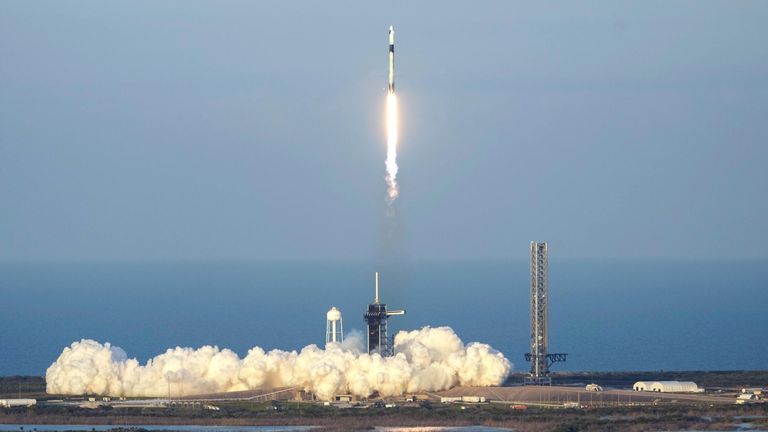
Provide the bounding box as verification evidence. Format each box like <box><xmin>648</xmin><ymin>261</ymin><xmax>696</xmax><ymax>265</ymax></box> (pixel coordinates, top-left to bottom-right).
<box><xmin>46</xmin><ymin>326</ymin><xmax>511</xmax><ymax>401</ymax></box>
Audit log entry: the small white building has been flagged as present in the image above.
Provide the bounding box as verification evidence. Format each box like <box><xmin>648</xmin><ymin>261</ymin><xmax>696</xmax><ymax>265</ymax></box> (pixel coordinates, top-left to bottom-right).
<box><xmin>334</xmin><ymin>394</ymin><xmax>353</xmax><ymax>403</ymax></box>
<box><xmin>0</xmin><ymin>399</ymin><xmax>36</xmax><ymax>408</ymax></box>
<box><xmin>460</xmin><ymin>396</ymin><xmax>487</xmax><ymax>403</ymax></box>
<box><xmin>440</xmin><ymin>396</ymin><xmax>486</xmax><ymax>404</ymax></box>
<box><xmin>633</xmin><ymin>381</ymin><xmax>653</xmax><ymax>391</ymax></box>
<box><xmin>650</xmin><ymin>381</ymin><xmax>701</xmax><ymax>393</ymax></box>
<box><xmin>634</xmin><ymin>381</ymin><xmax>702</xmax><ymax>393</ymax></box>
<box><xmin>736</xmin><ymin>393</ymin><xmax>758</xmax><ymax>404</ymax></box>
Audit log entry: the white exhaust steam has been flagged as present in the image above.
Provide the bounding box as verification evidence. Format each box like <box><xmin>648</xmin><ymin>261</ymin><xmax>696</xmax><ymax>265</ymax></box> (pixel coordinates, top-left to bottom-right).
<box><xmin>385</xmin><ymin>92</ymin><xmax>399</xmax><ymax>206</ymax></box>
<box><xmin>46</xmin><ymin>326</ymin><xmax>511</xmax><ymax>401</ymax></box>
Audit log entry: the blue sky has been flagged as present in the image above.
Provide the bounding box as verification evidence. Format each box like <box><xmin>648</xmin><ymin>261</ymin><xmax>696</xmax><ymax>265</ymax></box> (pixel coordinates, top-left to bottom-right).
<box><xmin>1</xmin><ymin>1</ymin><xmax>767</xmax><ymax>261</ymax></box>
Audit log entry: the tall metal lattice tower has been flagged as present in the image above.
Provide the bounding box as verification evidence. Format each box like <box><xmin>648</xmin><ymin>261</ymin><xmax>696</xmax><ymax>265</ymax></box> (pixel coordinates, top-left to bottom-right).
<box><xmin>364</xmin><ymin>272</ymin><xmax>405</xmax><ymax>356</ymax></box>
<box><xmin>524</xmin><ymin>242</ymin><xmax>567</xmax><ymax>385</ymax></box>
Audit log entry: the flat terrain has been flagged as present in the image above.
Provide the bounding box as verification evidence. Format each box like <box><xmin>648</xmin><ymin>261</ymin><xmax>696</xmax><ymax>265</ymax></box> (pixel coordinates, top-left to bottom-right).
<box><xmin>435</xmin><ymin>385</ymin><xmax>734</xmax><ymax>405</ymax></box>
<box><xmin>2</xmin><ymin>400</ymin><xmax>767</xmax><ymax>431</ymax></box>
<box><xmin>532</xmin><ymin>370</ymin><xmax>768</xmax><ymax>389</ymax></box>
<box><xmin>2</xmin><ymin>373</ymin><xmax>767</xmax><ymax>431</ymax></box>
<box><xmin>6</xmin><ymin>370</ymin><xmax>767</xmax><ymax>399</ymax></box>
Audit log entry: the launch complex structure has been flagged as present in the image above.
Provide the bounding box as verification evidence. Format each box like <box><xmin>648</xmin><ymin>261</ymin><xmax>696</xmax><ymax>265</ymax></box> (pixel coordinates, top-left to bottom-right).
<box><xmin>525</xmin><ymin>242</ymin><xmax>568</xmax><ymax>385</ymax></box>
<box><xmin>365</xmin><ymin>272</ymin><xmax>405</xmax><ymax>356</ymax></box>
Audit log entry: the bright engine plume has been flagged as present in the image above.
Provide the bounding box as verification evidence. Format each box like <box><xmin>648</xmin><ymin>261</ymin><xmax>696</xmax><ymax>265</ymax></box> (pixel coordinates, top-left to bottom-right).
<box><xmin>385</xmin><ymin>93</ymin><xmax>398</xmax><ymax>204</ymax></box>
<box><xmin>385</xmin><ymin>25</ymin><xmax>399</xmax><ymax>206</ymax></box>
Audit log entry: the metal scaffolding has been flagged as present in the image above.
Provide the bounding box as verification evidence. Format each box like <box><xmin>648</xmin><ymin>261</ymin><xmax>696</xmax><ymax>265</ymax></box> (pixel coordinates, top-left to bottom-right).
<box><xmin>365</xmin><ymin>302</ymin><xmax>392</xmax><ymax>356</ymax></box>
<box><xmin>525</xmin><ymin>242</ymin><xmax>567</xmax><ymax>385</ymax></box>
<box><xmin>364</xmin><ymin>272</ymin><xmax>405</xmax><ymax>356</ymax></box>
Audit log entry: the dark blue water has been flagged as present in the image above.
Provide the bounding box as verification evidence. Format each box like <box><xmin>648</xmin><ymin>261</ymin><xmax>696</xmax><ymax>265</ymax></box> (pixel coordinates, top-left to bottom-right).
<box><xmin>1</xmin><ymin>260</ymin><xmax>766</xmax><ymax>375</ymax></box>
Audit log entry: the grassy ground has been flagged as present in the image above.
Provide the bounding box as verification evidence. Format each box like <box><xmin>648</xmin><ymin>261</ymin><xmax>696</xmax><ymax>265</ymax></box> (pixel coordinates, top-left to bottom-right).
<box><xmin>1</xmin><ymin>400</ymin><xmax>767</xmax><ymax>431</ymax></box>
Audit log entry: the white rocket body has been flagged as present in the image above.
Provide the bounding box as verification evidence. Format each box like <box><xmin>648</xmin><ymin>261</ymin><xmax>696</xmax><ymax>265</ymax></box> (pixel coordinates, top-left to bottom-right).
<box><xmin>388</xmin><ymin>26</ymin><xmax>395</xmax><ymax>94</ymax></box>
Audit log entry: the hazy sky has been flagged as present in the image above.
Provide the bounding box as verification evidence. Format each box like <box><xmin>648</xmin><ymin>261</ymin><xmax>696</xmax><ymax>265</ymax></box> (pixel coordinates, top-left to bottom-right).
<box><xmin>1</xmin><ymin>1</ymin><xmax>767</xmax><ymax>261</ymax></box>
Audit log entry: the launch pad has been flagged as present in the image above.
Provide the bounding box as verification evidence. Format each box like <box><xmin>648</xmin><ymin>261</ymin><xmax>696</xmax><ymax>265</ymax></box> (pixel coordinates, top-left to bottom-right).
<box><xmin>364</xmin><ymin>272</ymin><xmax>405</xmax><ymax>356</ymax></box>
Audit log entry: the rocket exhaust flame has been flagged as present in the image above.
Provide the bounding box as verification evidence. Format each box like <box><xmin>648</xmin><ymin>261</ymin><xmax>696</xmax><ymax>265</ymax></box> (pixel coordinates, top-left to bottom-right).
<box><xmin>385</xmin><ymin>93</ymin><xmax>398</xmax><ymax>204</ymax></box>
<box><xmin>385</xmin><ymin>25</ymin><xmax>399</xmax><ymax>207</ymax></box>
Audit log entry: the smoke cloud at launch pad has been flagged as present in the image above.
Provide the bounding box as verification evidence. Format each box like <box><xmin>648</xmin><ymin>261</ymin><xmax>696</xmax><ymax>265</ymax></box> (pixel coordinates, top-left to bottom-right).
<box><xmin>47</xmin><ymin>327</ymin><xmax>512</xmax><ymax>401</ymax></box>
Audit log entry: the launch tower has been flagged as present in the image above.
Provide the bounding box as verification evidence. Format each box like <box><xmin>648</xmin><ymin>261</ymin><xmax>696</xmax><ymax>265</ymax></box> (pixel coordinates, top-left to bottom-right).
<box><xmin>364</xmin><ymin>272</ymin><xmax>405</xmax><ymax>356</ymax></box>
<box><xmin>524</xmin><ymin>242</ymin><xmax>567</xmax><ymax>385</ymax></box>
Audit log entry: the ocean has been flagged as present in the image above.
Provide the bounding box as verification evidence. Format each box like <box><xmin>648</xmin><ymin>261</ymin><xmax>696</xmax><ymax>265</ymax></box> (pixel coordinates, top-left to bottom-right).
<box><xmin>1</xmin><ymin>260</ymin><xmax>766</xmax><ymax>376</ymax></box>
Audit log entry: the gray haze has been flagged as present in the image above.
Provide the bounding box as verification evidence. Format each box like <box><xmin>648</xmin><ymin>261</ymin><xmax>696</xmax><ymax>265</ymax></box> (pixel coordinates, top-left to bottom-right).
<box><xmin>1</xmin><ymin>1</ymin><xmax>767</xmax><ymax>261</ymax></box>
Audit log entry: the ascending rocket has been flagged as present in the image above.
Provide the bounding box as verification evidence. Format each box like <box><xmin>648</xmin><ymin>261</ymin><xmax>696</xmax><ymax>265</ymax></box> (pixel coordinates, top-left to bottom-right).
<box><xmin>388</xmin><ymin>25</ymin><xmax>395</xmax><ymax>94</ymax></box>
<box><xmin>384</xmin><ymin>25</ymin><xmax>399</xmax><ymax>206</ymax></box>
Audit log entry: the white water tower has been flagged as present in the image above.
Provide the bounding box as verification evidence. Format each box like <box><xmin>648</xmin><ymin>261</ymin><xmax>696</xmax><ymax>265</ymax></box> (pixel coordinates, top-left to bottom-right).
<box><xmin>325</xmin><ymin>306</ymin><xmax>344</xmax><ymax>345</ymax></box>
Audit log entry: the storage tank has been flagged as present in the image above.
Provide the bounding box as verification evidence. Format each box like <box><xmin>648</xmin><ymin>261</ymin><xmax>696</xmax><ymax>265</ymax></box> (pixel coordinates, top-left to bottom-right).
<box><xmin>325</xmin><ymin>306</ymin><xmax>343</xmax><ymax>345</ymax></box>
